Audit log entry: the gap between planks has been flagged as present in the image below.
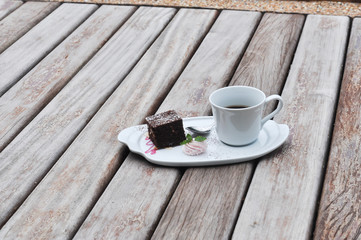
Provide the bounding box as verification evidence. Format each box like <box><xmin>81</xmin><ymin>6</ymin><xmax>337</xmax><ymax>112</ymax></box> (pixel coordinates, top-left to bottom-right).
<box><xmin>313</xmin><ymin>17</ymin><xmax>361</xmax><ymax>240</ymax></box>
<box><xmin>77</xmin><ymin>10</ymin><xmax>263</xmax><ymax>240</ymax></box>
<box><xmin>151</xmin><ymin>12</ymin><xmax>305</xmax><ymax>240</ymax></box>
<box><xmin>0</xmin><ymin>6</ymin><xmax>175</xmax><ymax>233</ymax></box>
<box><xmin>0</xmin><ymin>6</ymin><xmax>179</xmax><ymax>239</ymax></box>
<box><xmin>0</xmin><ymin>0</ymin><xmax>23</xmax><ymax>21</ymax></box>
<box><xmin>0</xmin><ymin>3</ymin><xmax>98</xmax><ymax>96</ymax></box>
<box><xmin>0</xmin><ymin>5</ymin><xmax>137</xmax><ymax>151</ymax></box>
<box><xmin>232</xmin><ymin>14</ymin><xmax>349</xmax><ymax>239</ymax></box>
<box><xmin>0</xmin><ymin>1</ymin><xmax>60</xmax><ymax>54</ymax></box>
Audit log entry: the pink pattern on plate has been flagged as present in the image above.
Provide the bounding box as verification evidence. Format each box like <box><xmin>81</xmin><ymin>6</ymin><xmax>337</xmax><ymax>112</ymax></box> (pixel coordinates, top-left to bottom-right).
<box><xmin>145</xmin><ymin>137</ymin><xmax>157</xmax><ymax>155</ymax></box>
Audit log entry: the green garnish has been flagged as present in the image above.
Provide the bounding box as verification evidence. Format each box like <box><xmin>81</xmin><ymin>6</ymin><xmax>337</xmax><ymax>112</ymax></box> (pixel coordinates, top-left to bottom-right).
<box><xmin>180</xmin><ymin>134</ymin><xmax>192</xmax><ymax>145</ymax></box>
<box><xmin>194</xmin><ymin>136</ymin><xmax>206</xmax><ymax>142</ymax></box>
<box><xmin>180</xmin><ymin>134</ymin><xmax>206</xmax><ymax>145</ymax></box>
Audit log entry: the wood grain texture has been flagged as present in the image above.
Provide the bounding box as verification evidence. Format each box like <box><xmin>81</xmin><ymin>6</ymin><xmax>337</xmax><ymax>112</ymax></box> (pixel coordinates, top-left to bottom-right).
<box><xmin>314</xmin><ymin>18</ymin><xmax>361</xmax><ymax>240</ymax></box>
<box><xmin>0</xmin><ymin>6</ymin><xmax>175</xmax><ymax>231</ymax></box>
<box><xmin>77</xmin><ymin>154</ymin><xmax>182</xmax><ymax>240</ymax></box>
<box><xmin>0</xmin><ymin>2</ymin><xmax>60</xmax><ymax>54</ymax></box>
<box><xmin>230</xmin><ymin>13</ymin><xmax>305</xmax><ymax>114</ymax></box>
<box><xmin>0</xmin><ymin>8</ymin><xmax>216</xmax><ymax>239</ymax></box>
<box><xmin>232</xmin><ymin>15</ymin><xmax>349</xmax><ymax>240</ymax></box>
<box><xmin>0</xmin><ymin>0</ymin><xmax>22</xmax><ymax>21</ymax></box>
<box><xmin>0</xmin><ymin>5</ymin><xmax>136</xmax><ymax>152</ymax></box>
<box><xmin>158</xmin><ymin>10</ymin><xmax>261</xmax><ymax>117</ymax></box>
<box><xmin>75</xmin><ymin>10</ymin><xmax>261</xmax><ymax>240</ymax></box>
<box><xmin>0</xmin><ymin>3</ymin><xmax>97</xmax><ymax>96</ymax></box>
<box><xmin>152</xmin><ymin>13</ymin><xmax>305</xmax><ymax>240</ymax></box>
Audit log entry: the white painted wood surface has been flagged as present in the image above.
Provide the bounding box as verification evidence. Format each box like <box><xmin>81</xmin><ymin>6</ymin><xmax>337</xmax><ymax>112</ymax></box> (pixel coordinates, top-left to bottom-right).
<box><xmin>0</xmin><ymin>8</ymin><xmax>215</xmax><ymax>239</ymax></box>
<box><xmin>232</xmin><ymin>15</ymin><xmax>349</xmax><ymax>240</ymax></box>
<box><xmin>0</xmin><ymin>6</ymin><xmax>175</xmax><ymax>230</ymax></box>
<box><xmin>0</xmin><ymin>1</ymin><xmax>60</xmax><ymax>54</ymax></box>
<box><xmin>0</xmin><ymin>0</ymin><xmax>22</xmax><ymax>21</ymax></box>
<box><xmin>0</xmin><ymin>3</ymin><xmax>97</xmax><ymax>96</ymax></box>
<box><xmin>75</xmin><ymin>10</ymin><xmax>261</xmax><ymax>240</ymax></box>
<box><xmin>152</xmin><ymin>13</ymin><xmax>305</xmax><ymax>240</ymax></box>
<box><xmin>314</xmin><ymin>18</ymin><xmax>361</xmax><ymax>240</ymax></box>
<box><xmin>0</xmin><ymin>5</ymin><xmax>136</xmax><ymax>151</ymax></box>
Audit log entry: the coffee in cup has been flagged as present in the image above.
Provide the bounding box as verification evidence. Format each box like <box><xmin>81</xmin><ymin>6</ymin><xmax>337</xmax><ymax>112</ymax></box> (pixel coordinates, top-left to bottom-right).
<box><xmin>209</xmin><ymin>86</ymin><xmax>283</xmax><ymax>146</ymax></box>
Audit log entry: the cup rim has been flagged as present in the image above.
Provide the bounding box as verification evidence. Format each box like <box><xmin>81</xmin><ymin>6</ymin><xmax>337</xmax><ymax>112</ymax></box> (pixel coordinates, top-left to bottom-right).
<box><xmin>209</xmin><ymin>86</ymin><xmax>266</xmax><ymax>111</ymax></box>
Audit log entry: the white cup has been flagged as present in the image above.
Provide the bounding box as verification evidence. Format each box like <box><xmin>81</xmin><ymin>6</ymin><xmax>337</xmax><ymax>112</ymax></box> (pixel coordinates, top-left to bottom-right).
<box><xmin>209</xmin><ymin>86</ymin><xmax>283</xmax><ymax>146</ymax></box>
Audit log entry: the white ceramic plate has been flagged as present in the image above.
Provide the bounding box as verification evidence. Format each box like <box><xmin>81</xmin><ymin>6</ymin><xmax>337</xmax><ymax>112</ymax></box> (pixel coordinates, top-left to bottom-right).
<box><xmin>118</xmin><ymin>116</ymin><xmax>289</xmax><ymax>167</ymax></box>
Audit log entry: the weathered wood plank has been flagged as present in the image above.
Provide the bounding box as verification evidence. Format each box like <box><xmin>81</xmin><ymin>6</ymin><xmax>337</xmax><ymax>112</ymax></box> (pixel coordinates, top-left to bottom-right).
<box><xmin>0</xmin><ymin>3</ymin><xmax>97</xmax><ymax>96</ymax></box>
<box><xmin>232</xmin><ymin>15</ymin><xmax>349</xmax><ymax>240</ymax></box>
<box><xmin>75</xmin><ymin>10</ymin><xmax>262</xmax><ymax>239</ymax></box>
<box><xmin>151</xmin><ymin>13</ymin><xmax>305</xmax><ymax>240</ymax></box>
<box><xmin>230</xmin><ymin>13</ymin><xmax>305</xmax><ymax>114</ymax></box>
<box><xmin>0</xmin><ymin>6</ymin><xmax>175</xmax><ymax>230</ymax></box>
<box><xmin>0</xmin><ymin>8</ymin><xmax>216</xmax><ymax>239</ymax></box>
<box><xmin>0</xmin><ymin>0</ymin><xmax>22</xmax><ymax>21</ymax></box>
<box><xmin>0</xmin><ymin>5</ymin><xmax>136</xmax><ymax>152</ymax></box>
<box><xmin>0</xmin><ymin>1</ymin><xmax>60</xmax><ymax>54</ymax></box>
<box><xmin>314</xmin><ymin>18</ymin><xmax>361</xmax><ymax>240</ymax></box>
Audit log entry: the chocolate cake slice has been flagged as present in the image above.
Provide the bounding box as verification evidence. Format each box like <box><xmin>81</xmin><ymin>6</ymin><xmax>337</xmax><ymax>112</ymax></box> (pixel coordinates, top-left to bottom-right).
<box><xmin>145</xmin><ymin>110</ymin><xmax>186</xmax><ymax>149</ymax></box>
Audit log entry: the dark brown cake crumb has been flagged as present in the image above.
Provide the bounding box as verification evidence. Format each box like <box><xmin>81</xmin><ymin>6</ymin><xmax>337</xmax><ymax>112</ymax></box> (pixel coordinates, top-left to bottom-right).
<box><xmin>145</xmin><ymin>110</ymin><xmax>186</xmax><ymax>149</ymax></box>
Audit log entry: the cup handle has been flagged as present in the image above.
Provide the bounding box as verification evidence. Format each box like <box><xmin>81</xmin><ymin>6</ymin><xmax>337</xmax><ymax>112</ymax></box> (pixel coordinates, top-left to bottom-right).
<box><xmin>261</xmin><ymin>95</ymin><xmax>283</xmax><ymax>127</ymax></box>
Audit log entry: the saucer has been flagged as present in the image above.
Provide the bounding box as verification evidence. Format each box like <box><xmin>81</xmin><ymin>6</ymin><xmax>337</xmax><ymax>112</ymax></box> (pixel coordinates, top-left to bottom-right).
<box><xmin>117</xmin><ymin>116</ymin><xmax>289</xmax><ymax>167</ymax></box>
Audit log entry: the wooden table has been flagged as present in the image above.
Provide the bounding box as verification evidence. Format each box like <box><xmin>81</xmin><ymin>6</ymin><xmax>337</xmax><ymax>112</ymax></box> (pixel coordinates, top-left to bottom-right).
<box><xmin>0</xmin><ymin>1</ymin><xmax>360</xmax><ymax>239</ymax></box>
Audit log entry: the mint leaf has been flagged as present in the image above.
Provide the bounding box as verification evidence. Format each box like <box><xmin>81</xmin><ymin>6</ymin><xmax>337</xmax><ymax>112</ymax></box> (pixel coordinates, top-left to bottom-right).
<box><xmin>181</xmin><ymin>134</ymin><xmax>206</xmax><ymax>145</ymax></box>
<box><xmin>194</xmin><ymin>136</ymin><xmax>206</xmax><ymax>142</ymax></box>
<box><xmin>186</xmin><ymin>134</ymin><xmax>192</xmax><ymax>142</ymax></box>
<box><xmin>180</xmin><ymin>134</ymin><xmax>193</xmax><ymax>145</ymax></box>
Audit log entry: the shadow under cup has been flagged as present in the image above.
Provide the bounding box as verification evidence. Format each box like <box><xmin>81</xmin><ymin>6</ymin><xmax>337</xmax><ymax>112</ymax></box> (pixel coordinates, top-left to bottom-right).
<box><xmin>209</xmin><ymin>86</ymin><xmax>268</xmax><ymax>146</ymax></box>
